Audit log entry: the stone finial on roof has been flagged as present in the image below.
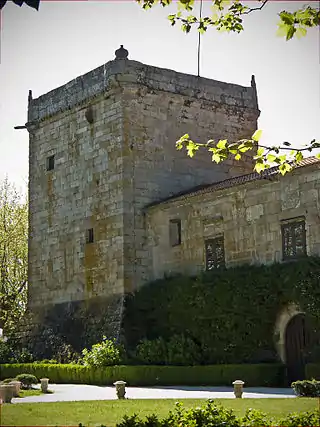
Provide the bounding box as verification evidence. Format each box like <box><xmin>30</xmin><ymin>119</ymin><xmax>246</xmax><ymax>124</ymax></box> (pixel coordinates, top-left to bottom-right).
<box><xmin>115</xmin><ymin>45</ymin><xmax>129</xmax><ymax>60</ymax></box>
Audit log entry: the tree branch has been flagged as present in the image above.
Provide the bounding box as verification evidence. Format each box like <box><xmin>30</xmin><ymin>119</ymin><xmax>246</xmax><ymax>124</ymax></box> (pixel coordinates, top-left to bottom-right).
<box><xmin>243</xmin><ymin>0</ymin><xmax>269</xmax><ymax>15</ymax></box>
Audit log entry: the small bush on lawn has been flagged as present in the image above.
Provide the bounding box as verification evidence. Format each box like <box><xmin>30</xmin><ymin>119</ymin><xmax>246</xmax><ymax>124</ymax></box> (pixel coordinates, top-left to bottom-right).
<box><xmin>82</xmin><ymin>336</ymin><xmax>123</xmax><ymax>367</ymax></box>
<box><xmin>0</xmin><ymin>378</ymin><xmax>16</xmax><ymax>384</ymax></box>
<box><xmin>292</xmin><ymin>379</ymin><xmax>320</xmax><ymax>397</ymax></box>
<box><xmin>278</xmin><ymin>410</ymin><xmax>320</xmax><ymax>427</ymax></box>
<box><xmin>241</xmin><ymin>408</ymin><xmax>271</xmax><ymax>426</ymax></box>
<box><xmin>16</xmin><ymin>373</ymin><xmax>38</xmax><ymax>389</ymax></box>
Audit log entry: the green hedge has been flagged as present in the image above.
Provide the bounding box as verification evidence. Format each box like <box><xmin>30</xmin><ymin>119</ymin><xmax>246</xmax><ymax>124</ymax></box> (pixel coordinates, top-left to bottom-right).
<box><xmin>0</xmin><ymin>363</ymin><xmax>285</xmax><ymax>387</ymax></box>
<box><xmin>306</xmin><ymin>363</ymin><xmax>320</xmax><ymax>380</ymax></box>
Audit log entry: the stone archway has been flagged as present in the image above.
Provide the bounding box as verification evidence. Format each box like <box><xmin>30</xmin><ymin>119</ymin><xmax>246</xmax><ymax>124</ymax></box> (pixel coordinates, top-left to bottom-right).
<box><xmin>274</xmin><ymin>303</ymin><xmax>309</xmax><ymax>384</ymax></box>
<box><xmin>274</xmin><ymin>303</ymin><xmax>304</xmax><ymax>363</ymax></box>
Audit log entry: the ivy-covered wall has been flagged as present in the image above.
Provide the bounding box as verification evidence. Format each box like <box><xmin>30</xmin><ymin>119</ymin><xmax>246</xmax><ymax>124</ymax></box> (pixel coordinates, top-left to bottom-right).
<box><xmin>123</xmin><ymin>257</ymin><xmax>320</xmax><ymax>364</ymax></box>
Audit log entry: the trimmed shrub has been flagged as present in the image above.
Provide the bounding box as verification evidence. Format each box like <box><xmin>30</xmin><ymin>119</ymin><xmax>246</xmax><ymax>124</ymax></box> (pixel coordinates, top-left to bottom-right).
<box><xmin>82</xmin><ymin>337</ymin><xmax>123</xmax><ymax>367</ymax></box>
<box><xmin>0</xmin><ymin>362</ymin><xmax>285</xmax><ymax>387</ymax></box>
<box><xmin>292</xmin><ymin>379</ymin><xmax>320</xmax><ymax>397</ymax></box>
<box><xmin>16</xmin><ymin>373</ymin><xmax>38</xmax><ymax>389</ymax></box>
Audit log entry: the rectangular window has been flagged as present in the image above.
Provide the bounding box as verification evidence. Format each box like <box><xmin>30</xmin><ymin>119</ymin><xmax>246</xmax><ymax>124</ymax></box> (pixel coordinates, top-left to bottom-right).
<box><xmin>169</xmin><ymin>219</ymin><xmax>181</xmax><ymax>247</ymax></box>
<box><xmin>281</xmin><ymin>218</ymin><xmax>306</xmax><ymax>260</ymax></box>
<box><xmin>86</xmin><ymin>228</ymin><xmax>94</xmax><ymax>244</ymax></box>
<box><xmin>46</xmin><ymin>155</ymin><xmax>55</xmax><ymax>171</ymax></box>
<box><xmin>205</xmin><ymin>236</ymin><xmax>225</xmax><ymax>270</ymax></box>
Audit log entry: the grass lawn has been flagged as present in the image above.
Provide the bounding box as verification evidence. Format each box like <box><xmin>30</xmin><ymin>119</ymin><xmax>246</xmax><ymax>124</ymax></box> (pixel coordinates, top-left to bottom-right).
<box><xmin>1</xmin><ymin>398</ymin><xmax>319</xmax><ymax>426</ymax></box>
<box><xmin>17</xmin><ymin>389</ymin><xmax>43</xmax><ymax>398</ymax></box>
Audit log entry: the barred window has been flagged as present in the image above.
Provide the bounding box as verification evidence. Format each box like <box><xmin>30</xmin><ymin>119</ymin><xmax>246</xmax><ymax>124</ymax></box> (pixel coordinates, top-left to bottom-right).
<box><xmin>205</xmin><ymin>236</ymin><xmax>225</xmax><ymax>270</ymax></box>
<box><xmin>169</xmin><ymin>219</ymin><xmax>181</xmax><ymax>247</ymax></box>
<box><xmin>281</xmin><ymin>218</ymin><xmax>306</xmax><ymax>260</ymax></box>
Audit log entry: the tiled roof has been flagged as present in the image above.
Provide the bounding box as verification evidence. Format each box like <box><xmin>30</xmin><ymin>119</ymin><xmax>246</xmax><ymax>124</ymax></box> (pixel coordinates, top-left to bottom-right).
<box><xmin>147</xmin><ymin>156</ymin><xmax>320</xmax><ymax>209</ymax></box>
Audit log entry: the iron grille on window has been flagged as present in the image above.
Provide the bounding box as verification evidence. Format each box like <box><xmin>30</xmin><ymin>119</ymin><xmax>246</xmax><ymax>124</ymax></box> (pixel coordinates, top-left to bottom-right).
<box><xmin>169</xmin><ymin>219</ymin><xmax>181</xmax><ymax>247</ymax></box>
<box><xmin>281</xmin><ymin>219</ymin><xmax>306</xmax><ymax>260</ymax></box>
<box><xmin>205</xmin><ymin>236</ymin><xmax>225</xmax><ymax>270</ymax></box>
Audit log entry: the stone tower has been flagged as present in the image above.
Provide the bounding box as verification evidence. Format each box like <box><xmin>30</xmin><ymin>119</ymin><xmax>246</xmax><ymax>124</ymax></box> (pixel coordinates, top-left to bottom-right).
<box><xmin>26</xmin><ymin>46</ymin><xmax>260</xmax><ymax>349</ymax></box>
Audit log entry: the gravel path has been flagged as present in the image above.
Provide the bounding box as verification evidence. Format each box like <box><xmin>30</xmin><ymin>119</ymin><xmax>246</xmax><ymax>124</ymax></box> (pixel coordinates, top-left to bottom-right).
<box><xmin>13</xmin><ymin>384</ymin><xmax>295</xmax><ymax>404</ymax></box>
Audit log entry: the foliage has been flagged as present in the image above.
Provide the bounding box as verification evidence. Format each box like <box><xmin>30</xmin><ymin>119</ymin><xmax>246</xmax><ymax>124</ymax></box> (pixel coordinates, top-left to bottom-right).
<box><xmin>1</xmin><ymin>397</ymin><xmax>318</xmax><ymax>426</ymax></box>
<box><xmin>0</xmin><ymin>337</ymin><xmax>33</xmax><ymax>364</ymax></box>
<box><xmin>292</xmin><ymin>379</ymin><xmax>320</xmax><ymax>397</ymax></box>
<box><xmin>278</xmin><ymin>410</ymin><xmax>320</xmax><ymax>427</ymax></box>
<box><xmin>116</xmin><ymin>400</ymin><xmax>320</xmax><ymax>427</ymax></box>
<box><xmin>0</xmin><ymin>0</ymin><xmax>40</xmax><ymax>10</ymax></box>
<box><xmin>16</xmin><ymin>373</ymin><xmax>38</xmax><ymax>389</ymax></box>
<box><xmin>240</xmin><ymin>408</ymin><xmax>271</xmax><ymax>426</ymax></box>
<box><xmin>136</xmin><ymin>1</ymin><xmax>320</xmax><ymax>174</ymax></box>
<box><xmin>124</xmin><ymin>257</ymin><xmax>320</xmax><ymax>367</ymax></box>
<box><xmin>1</xmin><ymin>377</ymin><xmax>15</xmax><ymax>383</ymax></box>
<box><xmin>176</xmin><ymin>131</ymin><xmax>320</xmax><ymax>176</ymax></box>
<box><xmin>136</xmin><ymin>334</ymin><xmax>201</xmax><ymax>365</ymax></box>
<box><xmin>306</xmin><ymin>363</ymin><xmax>320</xmax><ymax>380</ymax></box>
<box><xmin>0</xmin><ymin>178</ymin><xmax>28</xmax><ymax>334</ymax></box>
<box><xmin>82</xmin><ymin>336</ymin><xmax>123</xmax><ymax>367</ymax></box>
<box><xmin>0</xmin><ymin>362</ymin><xmax>286</xmax><ymax>387</ymax></box>
<box><xmin>25</xmin><ymin>326</ymin><xmax>81</xmax><ymax>364</ymax></box>
<box><xmin>137</xmin><ymin>1</ymin><xmax>320</xmax><ymax>41</ymax></box>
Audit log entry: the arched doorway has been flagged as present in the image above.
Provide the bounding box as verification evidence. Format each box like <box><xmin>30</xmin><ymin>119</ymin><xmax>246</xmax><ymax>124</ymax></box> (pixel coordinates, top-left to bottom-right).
<box><xmin>285</xmin><ymin>313</ymin><xmax>308</xmax><ymax>384</ymax></box>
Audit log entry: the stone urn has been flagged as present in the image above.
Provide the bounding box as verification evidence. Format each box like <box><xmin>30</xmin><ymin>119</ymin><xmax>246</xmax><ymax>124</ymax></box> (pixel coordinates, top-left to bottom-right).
<box><xmin>113</xmin><ymin>380</ymin><xmax>126</xmax><ymax>399</ymax></box>
<box><xmin>9</xmin><ymin>381</ymin><xmax>21</xmax><ymax>397</ymax></box>
<box><xmin>0</xmin><ymin>384</ymin><xmax>14</xmax><ymax>403</ymax></box>
<box><xmin>232</xmin><ymin>380</ymin><xmax>245</xmax><ymax>398</ymax></box>
<box><xmin>40</xmin><ymin>378</ymin><xmax>49</xmax><ymax>393</ymax></box>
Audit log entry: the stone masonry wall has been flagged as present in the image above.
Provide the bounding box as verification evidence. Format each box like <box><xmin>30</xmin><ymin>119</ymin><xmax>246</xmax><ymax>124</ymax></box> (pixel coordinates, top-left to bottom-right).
<box><xmin>119</xmin><ymin>71</ymin><xmax>259</xmax><ymax>291</ymax></box>
<box><xmin>28</xmin><ymin>89</ymin><xmax>125</xmax><ymax>312</ymax></box>
<box><xmin>146</xmin><ymin>162</ymin><xmax>320</xmax><ymax>280</ymax></box>
<box><xmin>28</xmin><ymin>57</ymin><xmax>260</xmax><ymax>303</ymax></box>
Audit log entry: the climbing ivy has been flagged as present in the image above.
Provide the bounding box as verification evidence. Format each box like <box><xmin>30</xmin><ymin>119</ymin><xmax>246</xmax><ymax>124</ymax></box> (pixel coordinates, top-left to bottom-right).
<box><xmin>123</xmin><ymin>257</ymin><xmax>320</xmax><ymax>364</ymax></box>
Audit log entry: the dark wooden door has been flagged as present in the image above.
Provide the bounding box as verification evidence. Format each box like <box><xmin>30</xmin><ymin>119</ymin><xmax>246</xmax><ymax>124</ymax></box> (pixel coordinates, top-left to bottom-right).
<box><xmin>285</xmin><ymin>314</ymin><xmax>308</xmax><ymax>384</ymax></box>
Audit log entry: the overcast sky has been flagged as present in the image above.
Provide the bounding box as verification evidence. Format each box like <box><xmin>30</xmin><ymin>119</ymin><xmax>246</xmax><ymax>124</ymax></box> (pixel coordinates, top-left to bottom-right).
<box><xmin>0</xmin><ymin>1</ymin><xmax>319</xmax><ymax>193</ymax></box>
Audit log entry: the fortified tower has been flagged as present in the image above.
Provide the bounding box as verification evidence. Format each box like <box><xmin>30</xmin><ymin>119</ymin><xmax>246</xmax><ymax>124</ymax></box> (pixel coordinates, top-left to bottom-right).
<box><xmin>26</xmin><ymin>46</ymin><xmax>260</xmax><ymax>349</ymax></box>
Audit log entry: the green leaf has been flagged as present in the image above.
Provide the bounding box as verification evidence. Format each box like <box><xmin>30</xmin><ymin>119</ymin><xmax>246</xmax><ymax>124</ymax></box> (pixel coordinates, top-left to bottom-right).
<box><xmin>212</xmin><ymin>153</ymin><xmax>221</xmax><ymax>163</ymax></box>
<box><xmin>254</xmin><ymin>162</ymin><xmax>266</xmax><ymax>174</ymax></box>
<box><xmin>316</xmin><ymin>153</ymin><xmax>320</xmax><ymax>160</ymax></box>
<box><xmin>266</xmin><ymin>154</ymin><xmax>277</xmax><ymax>163</ymax></box>
<box><xmin>217</xmin><ymin>139</ymin><xmax>227</xmax><ymax>149</ymax></box>
<box><xmin>296</xmin><ymin>27</ymin><xmax>307</xmax><ymax>39</ymax></box>
<box><xmin>252</xmin><ymin>130</ymin><xmax>262</xmax><ymax>142</ymax></box>
<box><xmin>279</xmin><ymin>163</ymin><xmax>292</xmax><ymax>175</ymax></box>
<box><xmin>257</xmin><ymin>147</ymin><xmax>264</xmax><ymax>157</ymax></box>
<box><xmin>286</xmin><ymin>25</ymin><xmax>296</xmax><ymax>40</ymax></box>
<box><xmin>295</xmin><ymin>151</ymin><xmax>304</xmax><ymax>162</ymax></box>
<box><xmin>276</xmin><ymin>22</ymin><xmax>290</xmax><ymax>38</ymax></box>
<box><xmin>234</xmin><ymin>153</ymin><xmax>241</xmax><ymax>161</ymax></box>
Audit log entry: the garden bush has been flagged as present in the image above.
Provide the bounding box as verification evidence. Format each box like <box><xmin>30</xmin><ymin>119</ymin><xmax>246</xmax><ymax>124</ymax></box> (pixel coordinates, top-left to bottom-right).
<box><xmin>16</xmin><ymin>373</ymin><xmax>38</xmax><ymax>389</ymax></box>
<box><xmin>116</xmin><ymin>400</ymin><xmax>320</xmax><ymax>427</ymax></box>
<box><xmin>0</xmin><ymin>362</ymin><xmax>285</xmax><ymax>387</ymax></box>
<box><xmin>278</xmin><ymin>410</ymin><xmax>320</xmax><ymax>427</ymax></box>
<box><xmin>82</xmin><ymin>337</ymin><xmax>123</xmax><ymax>367</ymax></box>
<box><xmin>291</xmin><ymin>379</ymin><xmax>320</xmax><ymax>397</ymax></box>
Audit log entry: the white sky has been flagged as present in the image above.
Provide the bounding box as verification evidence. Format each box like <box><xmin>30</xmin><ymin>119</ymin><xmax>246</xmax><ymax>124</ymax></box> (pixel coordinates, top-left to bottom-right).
<box><xmin>0</xmin><ymin>1</ymin><xmax>319</xmax><ymax>193</ymax></box>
